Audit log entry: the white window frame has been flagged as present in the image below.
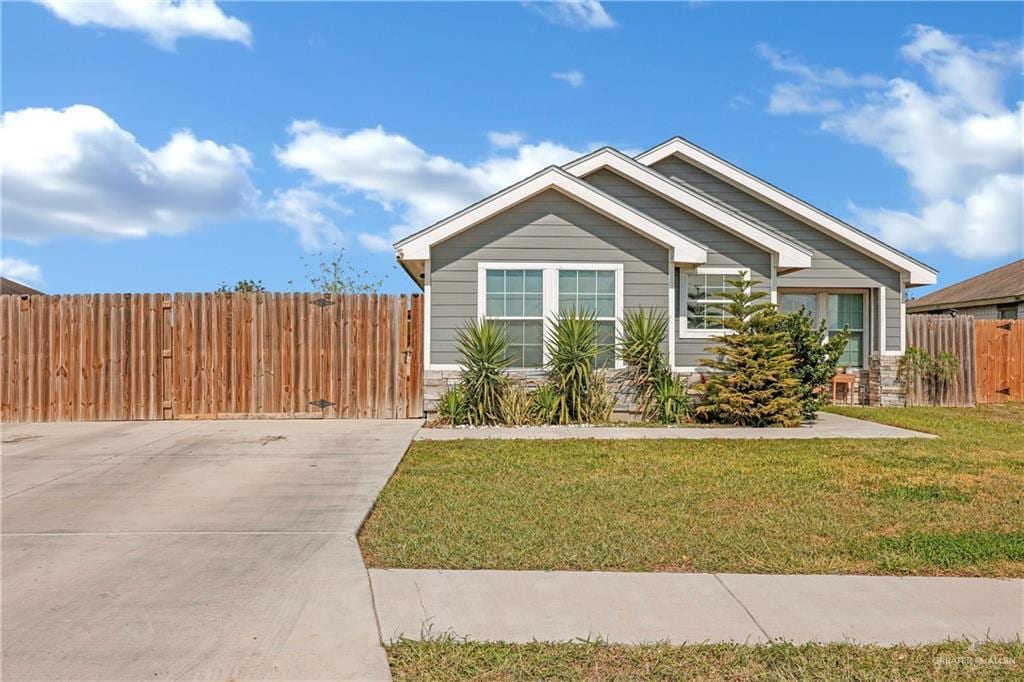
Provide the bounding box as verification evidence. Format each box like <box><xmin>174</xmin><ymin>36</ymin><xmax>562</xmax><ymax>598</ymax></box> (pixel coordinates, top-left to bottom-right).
<box><xmin>478</xmin><ymin>262</ymin><xmax>625</xmax><ymax>369</ymax></box>
<box><xmin>479</xmin><ymin>266</ymin><xmax>546</xmax><ymax>369</ymax></box>
<box><xmin>778</xmin><ymin>289</ymin><xmax>869</xmax><ymax>369</ymax></box>
<box><xmin>678</xmin><ymin>267</ymin><xmax>750</xmax><ymax>339</ymax></box>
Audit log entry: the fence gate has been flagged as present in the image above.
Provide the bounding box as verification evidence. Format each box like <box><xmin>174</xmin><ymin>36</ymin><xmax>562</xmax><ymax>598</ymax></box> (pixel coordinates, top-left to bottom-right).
<box><xmin>974</xmin><ymin>319</ymin><xmax>1023</xmax><ymax>404</ymax></box>
<box><xmin>1</xmin><ymin>292</ymin><xmax>423</xmax><ymax>423</ymax></box>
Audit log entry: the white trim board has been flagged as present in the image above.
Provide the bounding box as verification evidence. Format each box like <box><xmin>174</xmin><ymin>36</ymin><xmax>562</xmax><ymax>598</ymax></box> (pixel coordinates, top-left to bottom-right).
<box><xmin>636</xmin><ymin>137</ymin><xmax>937</xmax><ymax>286</ymax></box>
<box><xmin>395</xmin><ymin>165</ymin><xmax>707</xmax><ymax>265</ymax></box>
<box><xmin>565</xmin><ymin>147</ymin><xmax>812</xmax><ymax>269</ymax></box>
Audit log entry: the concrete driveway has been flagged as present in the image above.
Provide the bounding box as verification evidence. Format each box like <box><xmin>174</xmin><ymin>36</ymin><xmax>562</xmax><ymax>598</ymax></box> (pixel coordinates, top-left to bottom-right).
<box><xmin>2</xmin><ymin>418</ymin><xmax>421</xmax><ymax>681</ymax></box>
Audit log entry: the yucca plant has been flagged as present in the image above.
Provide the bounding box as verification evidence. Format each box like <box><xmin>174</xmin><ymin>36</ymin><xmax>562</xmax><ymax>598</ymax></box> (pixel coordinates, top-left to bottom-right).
<box><xmin>649</xmin><ymin>373</ymin><xmax>692</xmax><ymax>425</ymax></box>
<box><xmin>618</xmin><ymin>308</ymin><xmax>669</xmax><ymax>416</ymax></box>
<box><xmin>531</xmin><ymin>384</ymin><xmax>559</xmax><ymax>425</ymax></box>
<box><xmin>434</xmin><ymin>384</ymin><xmax>467</xmax><ymax>426</ymax></box>
<box><xmin>499</xmin><ymin>383</ymin><xmax>534</xmax><ymax>426</ymax></box>
<box><xmin>545</xmin><ymin>309</ymin><xmax>599</xmax><ymax>424</ymax></box>
<box><xmin>456</xmin><ymin>318</ymin><xmax>509</xmax><ymax>425</ymax></box>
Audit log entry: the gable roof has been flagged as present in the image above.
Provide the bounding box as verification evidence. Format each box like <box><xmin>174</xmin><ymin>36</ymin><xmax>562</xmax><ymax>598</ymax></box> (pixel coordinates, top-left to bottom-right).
<box><xmin>564</xmin><ymin>147</ymin><xmax>812</xmax><ymax>269</ymax></box>
<box><xmin>0</xmin><ymin>277</ymin><xmax>43</xmax><ymax>296</ymax></box>
<box><xmin>636</xmin><ymin>136</ymin><xmax>937</xmax><ymax>285</ymax></box>
<box><xmin>395</xmin><ymin>165</ymin><xmax>708</xmax><ymax>264</ymax></box>
<box><xmin>907</xmin><ymin>259</ymin><xmax>1024</xmax><ymax>312</ymax></box>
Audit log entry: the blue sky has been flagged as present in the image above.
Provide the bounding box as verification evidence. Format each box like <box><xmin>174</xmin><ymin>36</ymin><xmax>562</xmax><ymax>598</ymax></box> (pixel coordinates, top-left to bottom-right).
<box><xmin>3</xmin><ymin>1</ymin><xmax>1022</xmax><ymax>295</ymax></box>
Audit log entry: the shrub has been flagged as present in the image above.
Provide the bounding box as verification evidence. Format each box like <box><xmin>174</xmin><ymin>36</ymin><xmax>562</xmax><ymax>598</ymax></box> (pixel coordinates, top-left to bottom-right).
<box><xmin>618</xmin><ymin>308</ymin><xmax>669</xmax><ymax>417</ymax></box>
<box><xmin>499</xmin><ymin>383</ymin><xmax>534</xmax><ymax>426</ymax></box>
<box><xmin>585</xmin><ymin>372</ymin><xmax>616</xmax><ymax>423</ymax></box>
<box><xmin>434</xmin><ymin>384</ymin><xmax>466</xmax><ymax>426</ymax></box>
<box><xmin>772</xmin><ymin>308</ymin><xmax>849</xmax><ymax>419</ymax></box>
<box><xmin>456</xmin><ymin>318</ymin><xmax>510</xmax><ymax>425</ymax></box>
<box><xmin>696</xmin><ymin>278</ymin><xmax>803</xmax><ymax>427</ymax></box>
<box><xmin>649</xmin><ymin>373</ymin><xmax>692</xmax><ymax>425</ymax></box>
<box><xmin>545</xmin><ymin>310</ymin><xmax>599</xmax><ymax>424</ymax></box>
<box><xmin>530</xmin><ymin>384</ymin><xmax>560</xmax><ymax>425</ymax></box>
<box><xmin>899</xmin><ymin>346</ymin><xmax>960</xmax><ymax>404</ymax></box>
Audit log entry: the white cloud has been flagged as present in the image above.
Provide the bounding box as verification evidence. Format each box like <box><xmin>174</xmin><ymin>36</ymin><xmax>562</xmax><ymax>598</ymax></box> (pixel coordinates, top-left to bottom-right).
<box><xmin>760</xmin><ymin>26</ymin><xmax>1024</xmax><ymax>259</ymax></box>
<box><xmin>37</xmin><ymin>0</ymin><xmax>251</xmax><ymax>49</ymax></box>
<box><xmin>488</xmin><ymin>130</ymin><xmax>526</xmax><ymax>148</ymax></box>
<box><xmin>755</xmin><ymin>43</ymin><xmax>884</xmax><ymax>114</ymax></box>
<box><xmin>728</xmin><ymin>94</ymin><xmax>752</xmax><ymax>111</ymax></box>
<box><xmin>528</xmin><ymin>0</ymin><xmax>616</xmax><ymax>29</ymax></box>
<box><xmin>357</xmin><ymin>233</ymin><xmax>392</xmax><ymax>252</ymax></box>
<box><xmin>275</xmin><ymin>123</ymin><xmax>587</xmax><ymax>246</ymax></box>
<box><xmin>552</xmin><ymin>70</ymin><xmax>585</xmax><ymax>88</ymax></box>
<box><xmin>266</xmin><ymin>187</ymin><xmax>348</xmax><ymax>251</ymax></box>
<box><xmin>1</xmin><ymin>105</ymin><xmax>258</xmax><ymax>243</ymax></box>
<box><xmin>1</xmin><ymin>257</ymin><xmax>43</xmax><ymax>285</ymax></box>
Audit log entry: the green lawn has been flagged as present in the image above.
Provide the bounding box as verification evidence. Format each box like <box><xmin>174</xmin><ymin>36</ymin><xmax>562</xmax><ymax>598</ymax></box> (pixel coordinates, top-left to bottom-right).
<box><xmin>387</xmin><ymin>639</ymin><xmax>1024</xmax><ymax>681</ymax></box>
<box><xmin>359</xmin><ymin>403</ymin><xmax>1024</xmax><ymax>576</ymax></box>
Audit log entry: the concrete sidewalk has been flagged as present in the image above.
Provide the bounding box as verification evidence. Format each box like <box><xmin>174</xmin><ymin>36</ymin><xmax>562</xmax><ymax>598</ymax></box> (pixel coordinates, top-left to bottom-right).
<box><xmin>370</xmin><ymin>569</ymin><xmax>1023</xmax><ymax>646</ymax></box>
<box><xmin>416</xmin><ymin>411</ymin><xmax>935</xmax><ymax>441</ymax></box>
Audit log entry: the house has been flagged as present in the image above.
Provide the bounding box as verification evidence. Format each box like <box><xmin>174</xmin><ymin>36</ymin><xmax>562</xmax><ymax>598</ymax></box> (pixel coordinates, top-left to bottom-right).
<box><xmin>0</xmin><ymin>278</ymin><xmax>43</xmax><ymax>296</ymax></box>
<box><xmin>907</xmin><ymin>259</ymin><xmax>1023</xmax><ymax>320</ymax></box>
<box><xmin>395</xmin><ymin>137</ymin><xmax>937</xmax><ymax>411</ymax></box>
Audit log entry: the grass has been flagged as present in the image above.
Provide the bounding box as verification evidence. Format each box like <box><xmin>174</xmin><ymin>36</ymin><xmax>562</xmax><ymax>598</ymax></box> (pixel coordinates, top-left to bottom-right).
<box><xmin>387</xmin><ymin>639</ymin><xmax>1024</xmax><ymax>681</ymax></box>
<box><xmin>359</xmin><ymin>403</ymin><xmax>1024</xmax><ymax>576</ymax></box>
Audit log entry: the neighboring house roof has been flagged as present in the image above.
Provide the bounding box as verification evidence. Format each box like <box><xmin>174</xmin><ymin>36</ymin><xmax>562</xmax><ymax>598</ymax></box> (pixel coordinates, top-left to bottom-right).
<box><xmin>635</xmin><ymin>136</ymin><xmax>937</xmax><ymax>286</ymax></box>
<box><xmin>907</xmin><ymin>259</ymin><xmax>1024</xmax><ymax>312</ymax></box>
<box><xmin>395</xmin><ymin>165</ymin><xmax>708</xmax><ymax>265</ymax></box>
<box><xmin>564</xmin><ymin>147</ymin><xmax>813</xmax><ymax>269</ymax></box>
<box><xmin>0</xmin><ymin>277</ymin><xmax>43</xmax><ymax>296</ymax></box>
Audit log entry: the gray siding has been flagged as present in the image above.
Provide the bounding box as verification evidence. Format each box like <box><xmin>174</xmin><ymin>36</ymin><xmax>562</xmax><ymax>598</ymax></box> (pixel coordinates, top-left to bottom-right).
<box><xmin>651</xmin><ymin>157</ymin><xmax>903</xmax><ymax>290</ymax></box>
<box><xmin>429</xmin><ymin>189</ymin><xmax>668</xmax><ymax>366</ymax></box>
<box><xmin>582</xmin><ymin>168</ymin><xmax>776</xmax><ymax>369</ymax></box>
<box><xmin>585</xmin><ymin>169</ymin><xmax>774</xmax><ymax>274</ymax></box>
<box><xmin>652</xmin><ymin>156</ymin><xmax>905</xmax><ymax>356</ymax></box>
<box><xmin>885</xmin><ymin>286</ymin><xmax>902</xmax><ymax>350</ymax></box>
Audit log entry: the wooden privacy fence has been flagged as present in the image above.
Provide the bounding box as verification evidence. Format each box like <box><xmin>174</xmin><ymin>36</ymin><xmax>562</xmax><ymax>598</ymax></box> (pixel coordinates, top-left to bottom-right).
<box><xmin>905</xmin><ymin>315</ymin><xmax>1024</xmax><ymax>406</ymax></box>
<box><xmin>905</xmin><ymin>314</ymin><xmax>977</xmax><ymax>407</ymax></box>
<box><xmin>1</xmin><ymin>292</ymin><xmax>423</xmax><ymax>423</ymax></box>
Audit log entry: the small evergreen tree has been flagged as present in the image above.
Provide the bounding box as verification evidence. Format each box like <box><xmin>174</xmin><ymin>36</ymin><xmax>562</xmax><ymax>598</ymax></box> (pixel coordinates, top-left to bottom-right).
<box><xmin>773</xmin><ymin>308</ymin><xmax>849</xmax><ymax>419</ymax></box>
<box><xmin>696</xmin><ymin>278</ymin><xmax>803</xmax><ymax>427</ymax></box>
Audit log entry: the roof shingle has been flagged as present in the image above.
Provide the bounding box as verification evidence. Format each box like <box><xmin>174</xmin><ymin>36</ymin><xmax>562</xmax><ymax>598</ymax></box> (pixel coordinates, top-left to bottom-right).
<box><xmin>907</xmin><ymin>259</ymin><xmax>1023</xmax><ymax>310</ymax></box>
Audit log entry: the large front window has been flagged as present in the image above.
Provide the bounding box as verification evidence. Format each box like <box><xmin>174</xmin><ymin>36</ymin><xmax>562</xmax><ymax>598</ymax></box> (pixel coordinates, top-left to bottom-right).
<box><xmin>481</xmin><ymin>264</ymin><xmax>622</xmax><ymax>369</ymax></box>
<box><xmin>780</xmin><ymin>291</ymin><xmax>865</xmax><ymax>367</ymax></box>
<box><xmin>484</xmin><ymin>269</ymin><xmax>544</xmax><ymax>368</ymax></box>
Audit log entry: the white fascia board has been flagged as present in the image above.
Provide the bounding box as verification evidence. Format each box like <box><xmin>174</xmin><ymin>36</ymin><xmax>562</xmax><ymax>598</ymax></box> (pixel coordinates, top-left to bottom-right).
<box><xmin>395</xmin><ymin>166</ymin><xmax>706</xmax><ymax>265</ymax></box>
<box><xmin>566</xmin><ymin>149</ymin><xmax>812</xmax><ymax>269</ymax></box>
<box><xmin>636</xmin><ymin>138</ymin><xmax>938</xmax><ymax>286</ymax></box>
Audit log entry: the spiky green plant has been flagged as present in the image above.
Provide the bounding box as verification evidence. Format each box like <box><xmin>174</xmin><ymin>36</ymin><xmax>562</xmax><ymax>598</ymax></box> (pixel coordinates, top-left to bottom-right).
<box><xmin>499</xmin><ymin>383</ymin><xmax>534</xmax><ymax>426</ymax></box>
<box><xmin>434</xmin><ymin>384</ymin><xmax>467</xmax><ymax>426</ymax></box>
<box><xmin>649</xmin><ymin>373</ymin><xmax>692</xmax><ymax>424</ymax></box>
<box><xmin>530</xmin><ymin>384</ymin><xmax>559</xmax><ymax>425</ymax></box>
<box><xmin>455</xmin><ymin>318</ymin><xmax>509</xmax><ymax>425</ymax></box>
<box><xmin>545</xmin><ymin>310</ymin><xmax>599</xmax><ymax>424</ymax></box>
<box><xmin>618</xmin><ymin>308</ymin><xmax>669</xmax><ymax>417</ymax></box>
